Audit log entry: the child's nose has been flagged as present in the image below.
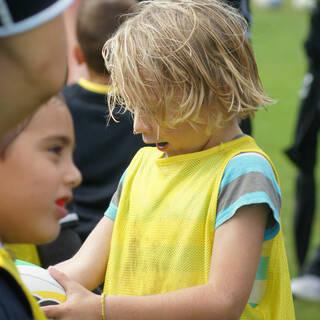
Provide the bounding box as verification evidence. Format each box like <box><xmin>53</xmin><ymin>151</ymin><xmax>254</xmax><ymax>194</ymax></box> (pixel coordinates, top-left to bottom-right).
<box><xmin>65</xmin><ymin>162</ymin><xmax>82</xmax><ymax>188</ymax></box>
<box><xmin>133</xmin><ymin>114</ymin><xmax>151</xmax><ymax>134</ymax></box>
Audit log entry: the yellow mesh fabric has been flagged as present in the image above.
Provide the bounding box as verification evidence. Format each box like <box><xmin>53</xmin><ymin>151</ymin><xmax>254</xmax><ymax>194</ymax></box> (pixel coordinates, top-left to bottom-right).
<box><xmin>5</xmin><ymin>243</ymin><xmax>41</xmax><ymax>266</ymax></box>
<box><xmin>0</xmin><ymin>248</ymin><xmax>46</xmax><ymax>319</ymax></box>
<box><xmin>240</xmin><ymin>232</ymin><xmax>295</xmax><ymax>319</ymax></box>
<box><xmin>104</xmin><ymin>136</ymin><xmax>295</xmax><ymax>319</ymax></box>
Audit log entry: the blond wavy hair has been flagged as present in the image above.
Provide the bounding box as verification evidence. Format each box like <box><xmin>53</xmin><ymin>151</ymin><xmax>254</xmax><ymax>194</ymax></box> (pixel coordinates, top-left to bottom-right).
<box><xmin>103</xmin><ymin>0</ymin><xmax>274</xmax><ymax>131</ymax></box>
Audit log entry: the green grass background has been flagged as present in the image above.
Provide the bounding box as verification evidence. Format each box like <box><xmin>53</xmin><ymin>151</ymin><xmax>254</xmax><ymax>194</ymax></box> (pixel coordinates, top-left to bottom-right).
<box><xmin>251</xmin><ymin>2</ymin><xmax>320</xmax><ymax>319</ymax></box>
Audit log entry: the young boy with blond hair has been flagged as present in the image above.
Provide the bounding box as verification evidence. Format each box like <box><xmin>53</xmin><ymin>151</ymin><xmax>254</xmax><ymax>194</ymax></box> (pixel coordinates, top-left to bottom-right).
<box><xmin>43</xmin><ymin>1</ymin><xmax>295</xmax><ymax>319</ymax></box>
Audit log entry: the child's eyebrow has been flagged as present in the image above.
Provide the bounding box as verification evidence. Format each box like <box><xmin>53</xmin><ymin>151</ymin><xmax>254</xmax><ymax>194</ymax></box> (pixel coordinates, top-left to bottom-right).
<box><xmin>44</xmin><ymin>135</ymin><xmax>75</xmax><ymax>148</ymax></box>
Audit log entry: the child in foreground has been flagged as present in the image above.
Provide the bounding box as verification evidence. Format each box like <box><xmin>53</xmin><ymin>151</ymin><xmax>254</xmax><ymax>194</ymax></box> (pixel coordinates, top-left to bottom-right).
<box><xmin>43</xmin><ymin>1</ymin><xmax>295</xmax><ymax>319</ymax></box>
<box><xmin>0</xmin><ymin>94</ymin><xmax>81</xmax><ymax>319</ymax></box>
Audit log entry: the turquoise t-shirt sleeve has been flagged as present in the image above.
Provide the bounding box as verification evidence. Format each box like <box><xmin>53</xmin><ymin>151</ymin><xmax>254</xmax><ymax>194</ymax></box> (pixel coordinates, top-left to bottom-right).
<box><xmin>104</xmin><ymin>169</ymin><xmax>127</xmax><ymax>221</ymax></box>
<box><xmin>215</xmin><ymin>152</ymin><xmax>281</xmax><ymax>241</ymax></box>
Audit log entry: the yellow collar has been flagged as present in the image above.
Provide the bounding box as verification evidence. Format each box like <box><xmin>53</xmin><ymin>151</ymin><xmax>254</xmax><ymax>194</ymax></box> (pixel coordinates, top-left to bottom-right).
<box><xmin>78</xmin><ymin>78</ymin><xmax>113</xmax><ymax>94</ymax></box>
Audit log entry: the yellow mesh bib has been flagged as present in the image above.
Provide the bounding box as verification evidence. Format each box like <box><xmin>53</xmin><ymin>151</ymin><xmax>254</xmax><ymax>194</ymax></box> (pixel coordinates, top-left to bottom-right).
<box><xmin>104</xmin><ymin>136</ymin><xmax>295</xmax><ymax>319</ymax></box>
<box><xmin>5</xmin><ymin>243</ymin><xmax>41</xmax><ymax>266</ymax></box>
<box><xmin>0</xmin><ymin>248</ymin><xmax>46</xmax><ymax>319</ymax></box>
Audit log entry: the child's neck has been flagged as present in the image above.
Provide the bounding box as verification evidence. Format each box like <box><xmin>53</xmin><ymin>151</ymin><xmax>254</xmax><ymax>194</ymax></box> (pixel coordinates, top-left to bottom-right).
<box><xmin>86</xmin><ymin>69</ymin><xmax>110</xmax><ymax>85</ymax></box>
<box><xmin>203</xmin><ymin>120</ymin><xmax>243</xmax><ymax>150</ymax></box>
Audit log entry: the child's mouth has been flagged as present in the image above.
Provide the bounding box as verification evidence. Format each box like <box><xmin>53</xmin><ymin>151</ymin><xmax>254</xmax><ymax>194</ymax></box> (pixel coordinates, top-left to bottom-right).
<box><xmin>55</xmin><ymin>198</ymin><xmax>70</xmax><ymax>218</ymax></box>
<box><xmin>156</xmin><ymin>142</ymin><xmax>169</xmax><ymax>151</ymax></box>
<box><xmin>56</xmin><ymin>199</ymin><xmax>66</xmax><ymax>207</ymax></box>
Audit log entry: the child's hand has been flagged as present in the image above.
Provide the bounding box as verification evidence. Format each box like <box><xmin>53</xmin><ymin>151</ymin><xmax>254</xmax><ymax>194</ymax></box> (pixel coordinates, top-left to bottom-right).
<box><xmin>41</xmin><ymin>267</ymin><xmax>101</xmax><ymax>320</ymax></box>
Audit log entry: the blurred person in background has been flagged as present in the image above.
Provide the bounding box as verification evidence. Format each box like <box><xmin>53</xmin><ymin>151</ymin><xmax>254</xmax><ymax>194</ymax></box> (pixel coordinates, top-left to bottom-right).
<box><xmin>285</xmin><ymin>0</ymin><xmax>320</xmax><ymax>302</ymax></box>
<box><xmin>62</xmin><ymin>0</ymin><xmax>145</xmax><ymax>243</ymax></box>
<box><xmin>225</xmin><ymin>0</ymin><xmax>253</xmax><ymax>135</ymax></box>
<box><xmin>36</xmin><ymin>0</ymin><xmax>145</xmax><ymax>270</ymax></box>
<box><xmin>0</xmin><ymin>0</ymin><xmax>73</xmax><ymax>137</ymax></box>
<box><xmin>63</xmin><ymin>0</ymin><xmax>88</xmax><ymax>84</ymax></box>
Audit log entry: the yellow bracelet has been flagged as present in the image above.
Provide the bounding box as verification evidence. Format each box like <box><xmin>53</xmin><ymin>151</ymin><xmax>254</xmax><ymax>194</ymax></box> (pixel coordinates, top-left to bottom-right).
<box><xmin>101</xmin><ymin>292</ymin><xmax>106</xmax><ymax>320</ymax></box>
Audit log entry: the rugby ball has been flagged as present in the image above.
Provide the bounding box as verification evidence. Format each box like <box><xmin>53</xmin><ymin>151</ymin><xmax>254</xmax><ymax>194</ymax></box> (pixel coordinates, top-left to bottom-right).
<box><xmin>15</xmin><ymin>259</ymin><xmax>66</xmax><ymax>306</ymax></box>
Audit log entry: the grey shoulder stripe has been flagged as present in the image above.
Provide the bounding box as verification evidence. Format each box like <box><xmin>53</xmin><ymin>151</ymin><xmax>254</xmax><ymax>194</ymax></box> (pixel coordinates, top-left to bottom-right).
<box><xmin>111</xmin><ymin>181</ymin><xmax>123</xmax><ymax>207</ymax></box>
<box><xmin>217</xmin><ymin>171</ymin><xmax>281</xmax><ymax>214</ymax></box>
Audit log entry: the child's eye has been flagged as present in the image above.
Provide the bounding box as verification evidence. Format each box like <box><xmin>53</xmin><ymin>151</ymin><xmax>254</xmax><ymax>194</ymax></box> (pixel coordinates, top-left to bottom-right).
<box><xmin>48</xmin><ymin>145</ymin><xmax>63</xmax><ymax>155</ymax></box>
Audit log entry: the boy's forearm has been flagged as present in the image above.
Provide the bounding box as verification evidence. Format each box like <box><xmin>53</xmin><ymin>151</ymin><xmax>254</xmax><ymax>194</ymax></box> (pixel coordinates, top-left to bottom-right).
<box><xmin>52</xmin><ymin>249</ymin><xmax>104</xmax><ymax>290</ymax></box>
<box><xmin>104</xmin><ymin>284</ymin><xmax>243</xmax><ymax>320</ymax></box>
<box><xmin>54</xmin><ymin>257</ymin><xmax>89</xmax><ymax>287</ymax></box>
<box><xmin>55</xmin><ymin>216</ymin><xmax>114</xmax><ymax>290</ymax></box>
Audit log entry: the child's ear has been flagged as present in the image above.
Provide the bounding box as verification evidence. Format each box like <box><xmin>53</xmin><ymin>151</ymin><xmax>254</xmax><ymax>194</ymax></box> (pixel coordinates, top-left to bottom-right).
<box><xmin>73</xmin><ymin>44</ymin><xmax>85</xmax><ymax>65</ymax></box>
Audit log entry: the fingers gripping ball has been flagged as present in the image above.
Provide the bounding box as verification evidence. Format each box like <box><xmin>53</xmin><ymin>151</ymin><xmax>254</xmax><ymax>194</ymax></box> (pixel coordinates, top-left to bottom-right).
<box><xmin>15</xmin><ymin>260</ymin><xmax>66</xmax><ymax>306</ymax></box>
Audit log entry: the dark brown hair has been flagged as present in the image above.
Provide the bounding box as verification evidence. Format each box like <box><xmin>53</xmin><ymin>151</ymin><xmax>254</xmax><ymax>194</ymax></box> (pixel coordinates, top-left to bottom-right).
<box><xmin>76</xmin><ymin>0</ymin><xmax>137</xmax><ymax>75</ymax></box>
<box><xmin>0</xmin><ymin>93</ymin><xmax>66</xmax><ymax>157</ymax></box>
<box><xmin>0</xmin><ymin>118</ymin><xmax>31</xmax><ymax>157</ymax></box>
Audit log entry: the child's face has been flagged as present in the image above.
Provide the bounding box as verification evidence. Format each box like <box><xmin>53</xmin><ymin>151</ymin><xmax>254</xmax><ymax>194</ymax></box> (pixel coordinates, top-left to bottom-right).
<box><xmin>133</xmin><ymin>111</ymin><xmax>213</xmax><ymax>157</ymax></box>
<box><xmin>0</xmin><ymin>101</ymin><xmax>82</xmax><ymax>244</ymax></box>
